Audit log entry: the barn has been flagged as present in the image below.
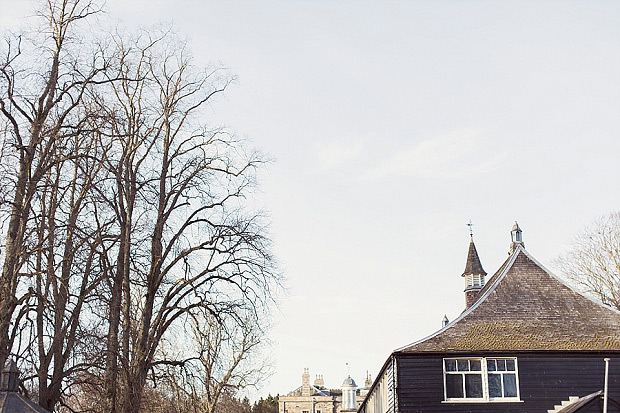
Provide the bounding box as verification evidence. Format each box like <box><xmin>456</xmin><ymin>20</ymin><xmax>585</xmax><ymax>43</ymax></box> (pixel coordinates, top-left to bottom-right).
<box><xmin>359</xmin><ymin>224</ymin><xmax>620</xmax><ymax>413</ymax></box>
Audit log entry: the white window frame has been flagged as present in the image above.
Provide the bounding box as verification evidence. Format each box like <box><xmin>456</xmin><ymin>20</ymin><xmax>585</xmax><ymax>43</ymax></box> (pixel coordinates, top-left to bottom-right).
<box><xmin>442</xmin><ymin>357</ymin><xmax>521</xmax><ymax>403</ymax></box>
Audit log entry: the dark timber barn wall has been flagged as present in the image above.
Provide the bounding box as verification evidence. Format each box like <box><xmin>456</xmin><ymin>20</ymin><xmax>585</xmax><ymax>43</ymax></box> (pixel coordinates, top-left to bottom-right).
<box><xmin>396</xmin><ymin>352</ymin><xmax>620</xmax><ymax>413</ymax></box>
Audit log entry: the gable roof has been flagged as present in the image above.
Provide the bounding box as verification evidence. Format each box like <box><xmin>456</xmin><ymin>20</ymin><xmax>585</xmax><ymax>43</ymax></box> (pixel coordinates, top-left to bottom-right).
<box><xmin>397</xmin><ymin>246</ymin><xmax>620</xmax><ymax>353</ymax></box>
<box><xmin>285</xmin><ymin>384</ymin><xmax>331</xmax><ymax>397</ymax></box>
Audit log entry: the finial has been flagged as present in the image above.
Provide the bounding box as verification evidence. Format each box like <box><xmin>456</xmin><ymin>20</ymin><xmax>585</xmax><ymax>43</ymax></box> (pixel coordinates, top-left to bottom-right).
<box><xmin>511</xmin><ymin>221</ymin><xmax>522</xmax><ymax>242</ymax></box>
<box><xmin>346</xmin><ymin>362</ymin><xmax>350</xmax><ymax>376</ymax></box>
<box><xmin>467</xmin><ymin>220</ymin><xmax>474</xmax><ymax>238</ymax></box>
<box><xmin>442</xmin><ymin>314</ymin><xmax>449</xmax><ymax>328</ymax></box>
<box><xmin>509</xmin><ymin>221</ymin><xmax>524</xmax><ymax>254</ymax></box>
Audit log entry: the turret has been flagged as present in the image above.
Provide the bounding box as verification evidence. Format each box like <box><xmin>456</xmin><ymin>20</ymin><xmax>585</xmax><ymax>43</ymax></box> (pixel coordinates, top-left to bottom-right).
<box><xmin>509</xmin><ymin>221</ymin><xmax>524</xmax><ymax>254</ymax></box>
<box><xmin>462</xmin><ymin>233</ymin><xmax>486</xmax><ymax>309</ymax></box>
<box><xmin>341</xmin><ymin>376</ymin><xmax>357</xmax><ymax>411</ymax></box>
<box><xmin>364</xmin><ymin>371</ymin><xmax>372</xmax><ymax>388</ymax></box>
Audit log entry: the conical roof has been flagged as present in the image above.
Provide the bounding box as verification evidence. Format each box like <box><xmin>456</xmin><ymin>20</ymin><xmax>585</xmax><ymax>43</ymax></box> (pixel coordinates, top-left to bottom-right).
<box><xmin>461</xmin><ymin>238</ymin><xmax>486</xmax><ymax>277</ymax></box>
<box><xmin>398</xmin><ymin>246</ymin><xmax>620</xmax><ymax>353</ymax></box>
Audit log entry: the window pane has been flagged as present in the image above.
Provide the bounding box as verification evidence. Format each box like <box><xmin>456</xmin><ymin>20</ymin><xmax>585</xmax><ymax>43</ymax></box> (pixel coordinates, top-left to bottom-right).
<box><xmin>445</xmin><ymin>359</ymin><xmax>456</xmax><ymax>372</ymax></box>
<box><xmin>465</xmin><ymin>374</ymin><xmax>483</xmax><ymax>398</ymax></box>
<box><xmin>446</xmin><ymin>374</ymin><xmax>464</xmax><ymax>398</ymax></box>
<box><xmin>503</xmin><ymin>374</ymin><xmax>518</xmax><ymax>397</ymax></box>
<box><xmin>457</xmin><ymin>360</ymin><xmax>469</xmax><ymax>371</ymax></box>
<box><xmin>496</xmin><ymin>359</ymin><xmax>506</xmax><ymax>371</ymax></box>
<box><xmin>506</xmin><ymin>359</ymin><xmax>515</xmax><ymax>371</ymax></box>
<box><xmin>487</xmin><ymin>359</ymin><xmax>496</xmax><ymax>371</ymax></box>
<box><xmin>488</xmin><ymin>373</ymin><xmax>502</xmax><ymax>397</ymax></box>
<box><xmin>469</xmin><ymin>360</ymin><xmax>481</xmax><ymax>371</ymax></box>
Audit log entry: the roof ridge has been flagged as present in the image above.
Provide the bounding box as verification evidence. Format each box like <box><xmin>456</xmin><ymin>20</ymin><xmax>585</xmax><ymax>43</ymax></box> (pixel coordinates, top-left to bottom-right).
<box><xmin>519</xmin><ymin>247</ymin><xmax>620</xmax><ymax>317</ymax></box>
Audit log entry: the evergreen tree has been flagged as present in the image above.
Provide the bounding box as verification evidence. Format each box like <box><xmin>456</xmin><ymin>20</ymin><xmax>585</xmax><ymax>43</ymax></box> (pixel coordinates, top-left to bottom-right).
<box><xmin>252</xmin><ymin>394</ymin><xmax>279</xmax><ymax>413</ymax></box>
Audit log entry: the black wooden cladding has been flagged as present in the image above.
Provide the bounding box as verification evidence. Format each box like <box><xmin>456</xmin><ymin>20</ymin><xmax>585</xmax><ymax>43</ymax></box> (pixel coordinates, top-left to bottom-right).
<box><xmin>395</xmin><ymin>353</ymin><xmax>620</xmax><ymax>413</ymax></box>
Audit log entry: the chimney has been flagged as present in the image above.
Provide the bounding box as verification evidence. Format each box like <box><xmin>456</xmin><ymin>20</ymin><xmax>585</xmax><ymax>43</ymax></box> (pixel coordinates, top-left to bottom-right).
<box><xmin>314</xmin><ymin>374</ymin><xmax>324</xmax><ymax>387</ymax></box>
<box><xmin>301</xmin><ymin>368</ymin><xmax>310</xmax><ymax>396</ymax></box>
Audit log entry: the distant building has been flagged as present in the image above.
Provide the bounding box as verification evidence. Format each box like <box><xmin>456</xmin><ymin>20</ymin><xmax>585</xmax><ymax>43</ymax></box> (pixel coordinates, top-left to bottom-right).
<box><xmin>279</xmin><ymin>368</ymin><xmax>371</xmax><ymax>413</ymax></box>
<box><xmin>360</xmin><ymin>224</ymin><xmax>620</xmax><ymax>412</ymax></box>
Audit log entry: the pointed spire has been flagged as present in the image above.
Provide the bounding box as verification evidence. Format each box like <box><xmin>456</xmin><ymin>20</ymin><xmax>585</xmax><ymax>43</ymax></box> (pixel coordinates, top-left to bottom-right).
<box><xmin>442</xmin><ymin>314</ymin><xmax>449</xmax><ymax>328</ymax></box>
<box><xmin>461</xmin><ymin>225</ymin><xmax>487</xmax><ymax>309</ymax></box>
<box><xmin>462</xmin><ymin>237</ymin><xmax>486</xmax><ymax>277</ymax></box>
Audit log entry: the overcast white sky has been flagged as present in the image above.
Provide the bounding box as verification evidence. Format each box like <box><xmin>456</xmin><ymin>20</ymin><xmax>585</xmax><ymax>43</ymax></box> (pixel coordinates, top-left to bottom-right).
<box><xmin>2</xmin><ymin>0</ymin><xmax>619</xmax><ymax>399</ymax></box>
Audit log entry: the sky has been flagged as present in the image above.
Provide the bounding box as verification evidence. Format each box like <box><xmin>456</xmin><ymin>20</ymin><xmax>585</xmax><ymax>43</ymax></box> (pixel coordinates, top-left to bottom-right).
<box><xmin>2</xmin><ymin>0</ymin><xmax>619</xmax><ymax>400</ymax></box>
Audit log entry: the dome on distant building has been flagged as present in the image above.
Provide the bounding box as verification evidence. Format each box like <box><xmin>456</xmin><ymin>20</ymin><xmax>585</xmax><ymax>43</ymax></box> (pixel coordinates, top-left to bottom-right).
<box><xmin>341</xmin><ymin>375</ymin><xmax>358</xmax><ymax>411</ymax></box>
<box><xmin>341</xmin><ymin>376</ymin><xmax>357</xmax><ymax>387</ymax></box>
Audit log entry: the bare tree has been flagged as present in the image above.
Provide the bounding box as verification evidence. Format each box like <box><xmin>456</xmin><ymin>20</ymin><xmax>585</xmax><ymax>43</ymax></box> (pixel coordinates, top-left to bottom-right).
<box><xmin>193</xmin><ymin>309</ymin><xmax>269</xmax><ymax>413</ymax></box>
<box><xmin>555</xmin><ymin>211</ymin><xmax>620</xmax><ymax>311</ymax></box>
<box><xmin>151</xmin><ymin>306</ymin><xmax>270</xmax><ymax>413</ymax></box>
<box><xmin>97</xmin><ymin>31</ymin><xmax>278</xmax><ymax>413</ymax></box>
<box><xmin>0</xmin><ymin>0</ymin><xmax>107</xmax><ymax>387</ymax></box>
<box><xmin>24</xmin><ymin>122</ymin><xmax>111</xmax><ymax>411</ymax></box>
<box><xmin>1</xmin><ymin>4</ymin><xmax>278</xmax><ymax>412</ymax></box>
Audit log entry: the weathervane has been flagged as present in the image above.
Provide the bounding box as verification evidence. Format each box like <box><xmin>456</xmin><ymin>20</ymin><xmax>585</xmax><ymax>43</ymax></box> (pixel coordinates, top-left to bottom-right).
<box><xmin>467</xmin><ymin>220</ymin><xmax>474</xmax><ymax>238</ymax></box>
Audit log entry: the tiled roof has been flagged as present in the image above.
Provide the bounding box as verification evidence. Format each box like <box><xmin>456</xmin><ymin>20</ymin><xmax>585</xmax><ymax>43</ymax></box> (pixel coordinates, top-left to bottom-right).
<box><xmin>461</xmin><ymin>238</ymin><xmax>486</xmax><ymax>276</ymax></box>
<box><xmin>397</xmin><ymin>246</ymin><xmax>620</xmax><ymax>353</ymax></box>
<box><xmin>0</xmin><ymin>393</ymin><xmax>51</xmax><ymax>413</ymax></box>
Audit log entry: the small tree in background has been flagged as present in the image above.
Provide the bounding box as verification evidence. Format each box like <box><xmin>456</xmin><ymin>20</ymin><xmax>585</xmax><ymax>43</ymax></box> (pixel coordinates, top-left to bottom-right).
<box><xmin>252</xmin><ymin>394</ymin><xmax>279</xmax><ymax>413</ymax></box>
<box><xmin>555</xmin><ymin>211</ymin><xmax>620</xmax><ymax>311</ymax></box>
<box><xmin>214</xmin><ymin>393</ymin><xmax>252</xmax><ymax>413</ymax></box>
